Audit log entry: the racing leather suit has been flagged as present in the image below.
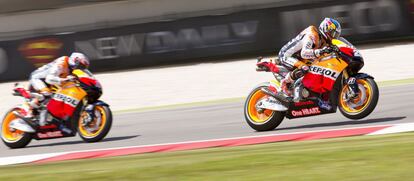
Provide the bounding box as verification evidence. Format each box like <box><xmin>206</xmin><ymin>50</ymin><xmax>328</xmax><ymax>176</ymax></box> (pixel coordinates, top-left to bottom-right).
<box><xmin>23</xmin><ymin>56</ymin><xmax>72</xmax><ymax>124</ymax></box>
<box><xmin>262</xmin><ymin>25</ymin><xmax>329</xmax><ymax>102</ymax></box>
<box><xmin>30</xmin><ymin>56</ymin><xmax>71</xmax><ymax>93</ymax></box>
<box><xmin>278</xmin><ymin>25</ymin><xmax>327</xmax><ymax>71</ymax></box>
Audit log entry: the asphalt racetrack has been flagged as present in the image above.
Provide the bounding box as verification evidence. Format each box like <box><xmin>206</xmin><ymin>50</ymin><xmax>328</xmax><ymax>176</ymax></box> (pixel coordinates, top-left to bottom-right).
<box><xmin>0</xmin><ymin>83</ymin><xmax>413</xmax><ymax>157</ymax></box>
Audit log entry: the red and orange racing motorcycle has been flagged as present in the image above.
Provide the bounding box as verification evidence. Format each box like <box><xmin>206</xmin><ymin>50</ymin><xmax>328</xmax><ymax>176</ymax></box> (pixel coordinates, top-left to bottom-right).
<box><xmin>1</xmin><ymin>69</ymin><xmax>112</xmax><ymax>148</ymax></box>
<box><xmin>244</xmin><ymin>38</ymin><xmax>379</xmax><ymax>131</ymax></box>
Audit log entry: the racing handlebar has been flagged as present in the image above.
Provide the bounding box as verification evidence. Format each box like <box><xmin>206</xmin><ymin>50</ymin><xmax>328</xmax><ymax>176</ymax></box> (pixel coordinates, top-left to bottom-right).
<box><xmin>329</xmin><ymin>44</ymin><xmax>340</xmax><ymax>54</ymax></box>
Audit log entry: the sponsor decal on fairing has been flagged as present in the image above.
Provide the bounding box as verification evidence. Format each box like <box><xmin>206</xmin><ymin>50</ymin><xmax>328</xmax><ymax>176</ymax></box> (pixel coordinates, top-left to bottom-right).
<box><xmin>294</xmin><ymin>100</ymin><xmax>314</xmax><ymax>107</ymax></box>
<box><xmin>47</xmin><ymin>93</ymin><xmax>81</xmax><ymax>120</ymax></box>
<box><xmin>318</xmin><ymin>99</ymin><xmax>332</xmax><ymax>111</ymax></box>
<box><xmin>303</xmin><ymin>64</ymin><xmax>343</xmax><ymax>93</ymax></box>
<box><xmin>37</xmin><ymin>131</ymin><xmax>63</xmax><ymax>139</ymax></box>
<box><xmin>52</xmin><ymin>93</ymin><xmax>80</xmax><ymax>108</ymax></box>
<box><xmin>308</xmin><ymin>65</ymin><xmax>340</xmax><ymax>80</ymax></box>
<box><xmin>291</xmin><ymin>107</ymin><xmax>321</xmax><ymax>117</ymax></box>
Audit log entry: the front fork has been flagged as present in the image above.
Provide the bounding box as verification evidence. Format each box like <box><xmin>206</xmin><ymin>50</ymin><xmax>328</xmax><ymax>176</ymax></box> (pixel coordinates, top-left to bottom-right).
<box><xmin>343</xmin><ymin>71</ymin><xmax>359</xmax><ymax>100</ymax></box>
<box><xmin>82</xmin><ymin>100</ymin><xmax>110</xmax><ymax>126</ymax></box>
<box><xmin>83</xmin><ymin>104</ymin><xmax>95</xmax><ymax>126</ymax></box>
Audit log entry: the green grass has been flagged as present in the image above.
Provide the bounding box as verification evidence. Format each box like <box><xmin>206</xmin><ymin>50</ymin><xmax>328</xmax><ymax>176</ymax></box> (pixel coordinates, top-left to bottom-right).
<box><xmin>377</xmin><ymin>77</ymin><xmax>414</xmax><ymax>87</ymax></box>
<box><xmin>1</xmin><ymin>132</ymin><xmax>414</xmax><ymax>180</ymax></box>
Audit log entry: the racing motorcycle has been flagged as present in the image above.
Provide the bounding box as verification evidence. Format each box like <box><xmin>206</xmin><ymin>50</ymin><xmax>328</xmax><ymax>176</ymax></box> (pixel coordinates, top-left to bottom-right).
<box><xmin>244</xmin><ymin>38</ymin><xmax>379</xmax><ymax>131</ymax></box>
<box><xmin>1</xmin><ymin>69</ymin><xmax>112</xmax><ymax>148</ymax></box>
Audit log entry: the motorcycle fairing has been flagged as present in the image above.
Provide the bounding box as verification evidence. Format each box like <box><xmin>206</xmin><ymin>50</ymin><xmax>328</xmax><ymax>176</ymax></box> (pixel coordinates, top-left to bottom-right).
<box><xmin>302</xmin><ymin>55</ymin><xmax>348</xmax><ymax>94</ymax></box>
<box><xmin>73</xmin><ymin>69</ymin><xmax>101</xmax><ymax>88</ymax></box>
<box><xmin>302</xmin><ymin>38</ymin><xmax>354</xmax><ymax>94</ymax></box>
<box><xmin>47</xmin><ymin>82</ymin><xmax>87</xmax><ymax>120</ymax></box>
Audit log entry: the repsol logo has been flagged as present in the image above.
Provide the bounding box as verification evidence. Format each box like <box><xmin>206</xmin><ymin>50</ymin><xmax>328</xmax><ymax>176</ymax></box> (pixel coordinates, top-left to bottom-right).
<box><xmin>74</xmin><ymin>21</ymin><xmax>258</xmax><ymax>60</ymax></box>
<box><xmin>309</xmin><ymin>66</ymin><xmax>338</xmax><ymax>79</ymax></box>
<box><xmin>53</xmin><ymin>94</ymin><xmax>80</xmax><ymax>108</ymax></box>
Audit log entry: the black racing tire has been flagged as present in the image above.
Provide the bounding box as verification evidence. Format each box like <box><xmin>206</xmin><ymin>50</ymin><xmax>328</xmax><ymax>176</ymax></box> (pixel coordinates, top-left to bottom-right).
<box><xmin>78</xmin><ymin>105</ymin><xmax>112</xmax><ymax>143</ymax></box>
<box><xmin>1</xmin><ymin>109</ymin><xmax>33</xmax><ymax>149</ymax></box>
<box><xmin>244</xmin><ymin>83</ymin><xmax>286</xmax><ymax>131</ymax></box>
<box><xmin>339</xmin><ymin>78</ymin><xmax>379</xmax><ymax>120</ymax></box>
<box><xmin>2</xmin><ymin>133</ymin><xmax>32</xmax><ymax>149</ymax></box>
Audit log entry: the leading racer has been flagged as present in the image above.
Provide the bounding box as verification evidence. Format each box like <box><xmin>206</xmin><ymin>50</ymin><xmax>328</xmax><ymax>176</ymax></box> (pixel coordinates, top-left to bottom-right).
<box><xmin>15</xmin><ymin>52</ymin><xmax>90</xmax><ymax>126</ymax></box>
<box><xmin>257</xmin><ymin>18</ymin><xmax>342</xmax><ymax>102</ymax></box>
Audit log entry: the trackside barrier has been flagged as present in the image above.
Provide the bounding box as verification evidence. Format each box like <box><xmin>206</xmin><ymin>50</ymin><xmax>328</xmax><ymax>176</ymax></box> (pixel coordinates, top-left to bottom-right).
<box><xmin>0</xmin><ymin>0</ymin><xmax>412</xmax><ymax>82</ymax></box>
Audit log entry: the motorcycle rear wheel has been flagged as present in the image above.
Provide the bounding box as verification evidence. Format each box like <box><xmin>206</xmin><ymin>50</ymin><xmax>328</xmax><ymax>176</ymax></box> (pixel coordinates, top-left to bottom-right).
<box><xmin>338</xmin><ymin>78</ymin><xmax>379</xmax><ymax>120</ymax></box>
<box><xmin>244</xmin><ymin>84</ymin><xmax>286</xmax><ymax>131</ymax></box>
<box><xmin>1</xmin><ymin>109</ymin><xmax>33</xmax><ymax>149</ymax></box>
<box><xmin>78</xmin><ymin>105</ymin><xmax>112</xmax><ymax>142</ymax></box>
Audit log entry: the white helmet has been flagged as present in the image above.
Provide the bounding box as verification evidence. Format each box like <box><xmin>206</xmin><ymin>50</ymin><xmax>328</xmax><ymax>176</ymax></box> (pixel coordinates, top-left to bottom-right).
<box><xmin>69</xmin><ymin>52</ymin><xmax>90</xmax><ymax>69</ymax></box>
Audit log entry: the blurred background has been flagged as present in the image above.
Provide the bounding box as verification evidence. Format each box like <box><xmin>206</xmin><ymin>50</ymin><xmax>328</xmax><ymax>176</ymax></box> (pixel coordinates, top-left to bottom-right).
<box><xmin>0</xmin><ymin>0</ymin><xmax>412</xmax><ymax>82</ymax></box>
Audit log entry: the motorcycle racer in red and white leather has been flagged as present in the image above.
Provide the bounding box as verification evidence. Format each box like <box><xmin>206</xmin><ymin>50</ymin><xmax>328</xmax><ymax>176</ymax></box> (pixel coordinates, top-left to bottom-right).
<box><xmin>257</xmin><ymin>18</ymin><xmax>341</xmax><ymax>102</ymax></box>
<box><xmin>15</xmin><ymin>52</ymin><xmax>90</xmax><ymax>124</ymax></box>
<box><xmin>30</xmin><ymin>52</ymin><xmax>90</xmax><ymax>93</ymax></box>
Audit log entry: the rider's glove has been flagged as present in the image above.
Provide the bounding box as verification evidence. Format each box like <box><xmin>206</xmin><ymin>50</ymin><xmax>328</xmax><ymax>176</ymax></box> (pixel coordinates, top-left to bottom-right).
<box><xmin>315</xmin><ymin>46</ymin><xmax>334</xmax><ymax>57</ymax></box>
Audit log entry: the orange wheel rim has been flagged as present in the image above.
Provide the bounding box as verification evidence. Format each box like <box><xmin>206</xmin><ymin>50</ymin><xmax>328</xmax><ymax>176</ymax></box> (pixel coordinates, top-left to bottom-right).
<box><xmin>1</xmin><ymin>111</ymin><xmax>24</xmax><ymax>142</ymax></box>
<box><xmin>339</xmin><ymin>79</ymin><xmax>372</xmax><ymax>114</ymax></box>
<box><xmin>247</xmin><ymin>89</ymin><xmax>274</xmax><ymax>123</ymax></box>
<box><xmin>78</xmin><ymin>106</ymin><xmax>107</xmax><ymax>138</ymax></box>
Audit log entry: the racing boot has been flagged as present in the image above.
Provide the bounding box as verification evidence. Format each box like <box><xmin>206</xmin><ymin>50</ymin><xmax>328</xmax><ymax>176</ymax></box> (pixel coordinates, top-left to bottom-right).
<box><xmin>24</xmin><ymin>92</ymin><xmax>48</xmax><ymax>119</ymax></box>
<box><xmin>262</xmin><ymin>66</ymin><xmax>309</xmax><ymax>104</ymax></box>
<box><xmin>260</xmin><ymin>73</ymin><xmax>294</xmax><ymax>107</ymax></box>
<box><xmin>290</xmin><ymin>66</ymin><xmax>309</xmax><ymax>102</ymax></box>
<box><xmin>280</xmin><ymin>72</ymin><xmax>294</xmax><ymax>97</ymax></box>
<box><xmin>18</xmin><ymin>88</ymin><xmax>51</xmax><ymax>123</ymax></box>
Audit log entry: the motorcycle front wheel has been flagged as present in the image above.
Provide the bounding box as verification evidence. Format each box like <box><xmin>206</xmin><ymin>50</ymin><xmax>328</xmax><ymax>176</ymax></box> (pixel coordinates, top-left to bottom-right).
<box><xmin>338</xmin><ymin>78</ymin><xmax>379</xmax><ymax>120</ymax></box>
<box><xmin>78</xmin><ymin>105</ymin><xmax>112</xmax><ymax>142</ymax></box>
<box><xmin>244</xmin><ymin>83</ymin><xmax>286</xmax><ymax>131</ymax></box>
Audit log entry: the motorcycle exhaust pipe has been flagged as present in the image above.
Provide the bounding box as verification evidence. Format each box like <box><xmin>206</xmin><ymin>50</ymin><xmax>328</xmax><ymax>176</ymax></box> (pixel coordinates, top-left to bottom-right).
<box><xmin>260</xmin><ymin>87</ymin><xmax>290</xmax><ymax>107</ymax></box>
<box><xmin>8</xmin><ymin>118</ymin><xmax>36</xmax><ymax>133</ymax></box>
